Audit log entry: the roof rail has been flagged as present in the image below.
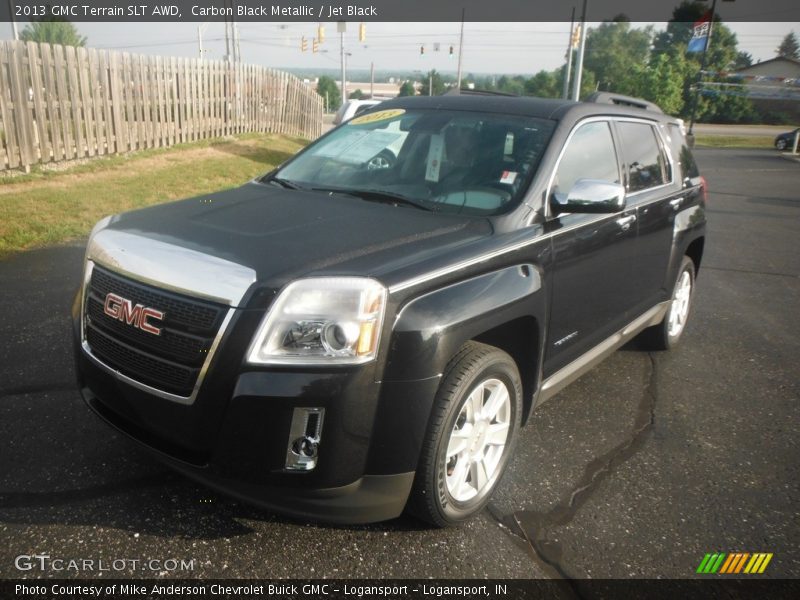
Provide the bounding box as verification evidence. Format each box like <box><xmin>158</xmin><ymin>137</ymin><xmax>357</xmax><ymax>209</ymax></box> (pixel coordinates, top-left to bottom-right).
<box><xmin>445</xmin><ymin>88</ymin><xmax>519</xmax><ymax>97</ymax></box>
<box><xmin>585</xmin><ymin>91</ymin><xmax>663</xmax><ymax>113</ymax></box>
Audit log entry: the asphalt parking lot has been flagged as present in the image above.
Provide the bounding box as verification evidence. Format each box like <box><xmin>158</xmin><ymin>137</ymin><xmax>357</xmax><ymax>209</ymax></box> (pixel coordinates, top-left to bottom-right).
<box><xmin>0</xmin><ymin>147</ymin><xmax>797</xmax><ymax>580</ymax></box>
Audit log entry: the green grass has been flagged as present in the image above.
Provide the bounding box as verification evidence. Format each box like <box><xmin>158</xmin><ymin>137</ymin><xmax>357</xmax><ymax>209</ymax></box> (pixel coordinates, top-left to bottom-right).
<box><xmin>0</xmin><ymin>134</ymin><xmax>307</xmax><ymax>258</ymax></box>
<box><xmin>694</xmin><ymin>135</ymin><xmax>775</xmax><ymax>149</ymax></box>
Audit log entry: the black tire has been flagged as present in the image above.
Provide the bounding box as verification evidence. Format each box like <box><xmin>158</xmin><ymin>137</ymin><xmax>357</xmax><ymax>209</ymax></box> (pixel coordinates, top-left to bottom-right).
<box><xmin>776</xmin><ymin>138</ymin><xmax>787</xmax><ymax>151</ymax></box>
<box><xmin>407</xmin><ymin>341</ymin><xmax>522</xmax><ymax>527</ymax></box>
<box><xmin>639</xmin><ymin>255</ymin><xmax>696</xmax><ymax>351</ymax></box>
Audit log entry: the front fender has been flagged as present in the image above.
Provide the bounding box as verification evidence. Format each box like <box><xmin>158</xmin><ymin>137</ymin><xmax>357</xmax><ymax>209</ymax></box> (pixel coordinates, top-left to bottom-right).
<box><xmin>365</xmin><ymin>264</ymin><xmax>545</xmax><ymax>475</ymax></box>
<box><xmin>383</xmin><ymin>264</ymin><xmax>544</xmax><ymax>382</ymax></box>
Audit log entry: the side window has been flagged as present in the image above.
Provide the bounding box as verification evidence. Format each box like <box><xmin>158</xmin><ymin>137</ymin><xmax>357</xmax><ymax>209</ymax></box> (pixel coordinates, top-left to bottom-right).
<box><xmin>553</xmin><ymin>121</ymin><xmax>619</xmax><ymax>199</ymax></box>
<box><xmin>667</xmin><ymin>123</ymin><xmax>699</xmax><ymax>180</ymax></box>
<box><xmin>616</xmin><ymin>122</ymin><xmax>668</xmax><ymax>193</ymax></box>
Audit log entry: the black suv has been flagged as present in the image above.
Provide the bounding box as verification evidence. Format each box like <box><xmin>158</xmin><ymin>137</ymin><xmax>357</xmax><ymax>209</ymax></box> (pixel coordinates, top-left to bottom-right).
<box><xmin>73</xmin><ymin>93</ymin><xmax>706</xmax><ymax>526</ymax></box>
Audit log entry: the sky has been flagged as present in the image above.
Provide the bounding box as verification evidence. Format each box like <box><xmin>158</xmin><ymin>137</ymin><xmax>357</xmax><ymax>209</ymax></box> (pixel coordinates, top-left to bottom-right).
<box><xmin>4</xmin><ymin>20</ymin><xmax>799</xmax><ymax>76</ymax></box>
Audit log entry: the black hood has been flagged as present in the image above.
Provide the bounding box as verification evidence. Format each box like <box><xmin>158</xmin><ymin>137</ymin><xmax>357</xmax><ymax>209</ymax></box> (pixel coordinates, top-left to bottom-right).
<box><xmin>103</xmin><ymin>182</ymin><xmax>493</xmax><ymax>289</ymax></box>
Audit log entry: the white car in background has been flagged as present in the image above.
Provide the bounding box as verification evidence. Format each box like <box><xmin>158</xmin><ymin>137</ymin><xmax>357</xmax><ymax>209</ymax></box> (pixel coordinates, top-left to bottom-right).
<box><xmin>333</xmin><ymin>99</ymin><xmax>382</xmax><ymax>125</ymax></box>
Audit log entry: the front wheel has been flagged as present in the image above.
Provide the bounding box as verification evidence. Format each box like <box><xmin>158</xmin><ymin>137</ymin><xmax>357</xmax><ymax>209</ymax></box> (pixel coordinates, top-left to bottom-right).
<box><xmin>776</xmin><ymin>138</ymin><xmax>787</xmax><ymax>151</ymax></box>
<box><xmin>639</xmin><ymin>255</ymin><xmax>696</xmax><ymax>351</ymax></box>
<box><xmin>407</xmin><ymin>342</ymin><xmax>522</xmax><ymax>527</ymax></box>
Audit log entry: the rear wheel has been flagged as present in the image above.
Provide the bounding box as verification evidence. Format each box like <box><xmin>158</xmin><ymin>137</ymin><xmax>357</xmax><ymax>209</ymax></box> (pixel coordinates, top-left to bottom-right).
<box><xmin>407</xmin><ymin>342</ymin><xmax>522</xmax><ymax>527</ymax></box>
<box><xmin>639</xmin><ymin>255</ymin><xmax>696</xmax><ymax>350</ymax></box>
<box><xmin>776</xmin><ymin>138</ymin><xmax>787</xmax><ymax>151</ymax></box>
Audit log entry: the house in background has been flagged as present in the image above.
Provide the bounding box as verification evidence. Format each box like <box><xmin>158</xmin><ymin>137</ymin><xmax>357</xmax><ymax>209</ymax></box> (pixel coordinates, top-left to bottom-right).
<box><xmin>731</xmin><ymin>56</ymin><xmax>800</xmax><ymax>122</ymax></box>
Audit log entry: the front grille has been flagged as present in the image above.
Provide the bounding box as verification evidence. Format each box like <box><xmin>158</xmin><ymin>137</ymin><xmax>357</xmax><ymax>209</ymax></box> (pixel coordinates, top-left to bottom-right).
<box><xmin>84</xmin><ymin>265</ymin><xmax>227</xmax><ymax>397</ymax></box>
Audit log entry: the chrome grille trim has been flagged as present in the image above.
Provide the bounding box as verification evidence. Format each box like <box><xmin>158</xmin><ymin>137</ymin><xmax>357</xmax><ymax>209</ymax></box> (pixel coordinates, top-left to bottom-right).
<box><xmin>87</xmin><ymin>229</ymin><xmax>256</xmax><ymax>307</ymax></box>
<box><xmin>80</xmin><ymin>226</ymin><xmax>256</xmax><ymax>404</ymax></box>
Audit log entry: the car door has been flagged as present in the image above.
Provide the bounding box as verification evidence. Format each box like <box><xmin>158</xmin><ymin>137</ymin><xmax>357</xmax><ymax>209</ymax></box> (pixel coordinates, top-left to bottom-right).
<box><xmin>613</xmin><ymin>119</ymin><xmax>682</xmax><ymax>315</ymax></box>
<box><xmin>543</xmin><ymin>119</ymin><xmax>640</xmax><ymax>377</ymax></box>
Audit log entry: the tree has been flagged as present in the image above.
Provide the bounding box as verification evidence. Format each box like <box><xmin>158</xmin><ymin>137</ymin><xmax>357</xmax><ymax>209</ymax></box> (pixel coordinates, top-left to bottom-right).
<box><xmin>583</xmin><ymin>20</ymin><xmax>653</xmax><ymax>96</ymax></box>
<box><xmin>496</xmin><ymin>75</ymin><xmax>526</xmax><ymax>95</ymax></box>
<box><xmin>524</xmin><ymin>70</ymin><xmax>560</xmax><ymax>98</ymax></box>
<box><xmin>734</xmin><ymin>51</ymin><xmax>753</xmax><ymax>69</ymax></box>
<box><xmin>348</xmin><ymin>89</ymin><xmax>365</xmax><ymax>100</ymax></box>
<box><xmin>316</xmin><ymin>76</ymin><xmax>341</xmax><ymax>112</ymax></box>
<box><xmin>651</xmin><ymin>1</ymin><xmax>753</xmax><ymax>122</ymax></box>
<box><xmin>398</xmin><ymin>81</ymin><xmax>416</xmax><ymax>97</ymax></box>
<box><xmin>419</xmin><ymin>70</ymin><xmax>445</xmax><ymax>96</ymax></box>
<box><xmin>20</xmin><ymin>19</ymin><xmax>86</xmax><ymax>47</ymax></box>
<box><xmin>635</xmin><ymin>52</ymin><xmax>686</xmax><ymax>115</ymax></box>
<box><xmin>776</xmin><ymin>32</ymin><xmax>800</xmax><ymax>60</ymax></box>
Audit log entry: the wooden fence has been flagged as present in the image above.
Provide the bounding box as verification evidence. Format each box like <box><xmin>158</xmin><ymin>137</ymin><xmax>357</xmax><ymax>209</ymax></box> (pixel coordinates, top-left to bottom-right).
<box><xmin>0</xmin><ymin>40</ymin><xmax>323</xmax><ymax>171</ymax></box>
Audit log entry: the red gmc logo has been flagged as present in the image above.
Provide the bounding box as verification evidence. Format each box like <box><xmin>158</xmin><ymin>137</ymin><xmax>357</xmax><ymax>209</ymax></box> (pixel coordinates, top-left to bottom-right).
<box><xmin>103</xmin><ymin>292</ymin><xmax>165</xmax><ymax>336</ymax></box>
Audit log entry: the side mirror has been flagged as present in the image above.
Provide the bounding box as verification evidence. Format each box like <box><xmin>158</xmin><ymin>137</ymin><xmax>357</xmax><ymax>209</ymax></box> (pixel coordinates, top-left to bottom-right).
<box><xmin>552</xmin><ymin>179</ymin><xmax>626</xmax><ymax>214</ymax></box>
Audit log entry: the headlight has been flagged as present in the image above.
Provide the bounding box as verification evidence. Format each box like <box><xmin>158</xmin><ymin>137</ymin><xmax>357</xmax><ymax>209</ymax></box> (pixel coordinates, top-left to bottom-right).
<box><xmin>247</xmin><ymin>277</ymin><xmax>387</xmax><ymax>365</ymax></box>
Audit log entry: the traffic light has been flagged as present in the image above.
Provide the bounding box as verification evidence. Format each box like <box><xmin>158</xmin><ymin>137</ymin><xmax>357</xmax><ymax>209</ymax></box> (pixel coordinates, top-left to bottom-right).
<box><xmin>318</xmin><ymin>24</ymin><xmax>325</xmax><ymax>43</ymax></box>
<box><xmin>312</xmin><ymin>37</ymin><xmax>319</xmax><ymax>53</ymax></box>
<box><xmin>571</xmin><ymin>25</ymin><xmax>581</xmax><ymax>48</ymax></box>
<box><xmin>359</xmin><ymin>22</ymin><xmax>366</xmax><ymax>42</ymax></box>
<box><xmin>301</xmin><ymin>36</ymin><xmax>308</xmax><ymax>52</ymax></box>
<box><xmin>420</xmin><ymin>45</ymin><xmax>425</xmax><ymax>56</ymax></box>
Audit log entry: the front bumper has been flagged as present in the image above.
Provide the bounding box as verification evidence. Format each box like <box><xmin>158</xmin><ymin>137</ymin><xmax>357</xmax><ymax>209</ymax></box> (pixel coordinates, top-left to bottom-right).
<box><xmin>73</xmin><ymin>307</ymin><xmax>439</xmax><ymax>524</ymax></box>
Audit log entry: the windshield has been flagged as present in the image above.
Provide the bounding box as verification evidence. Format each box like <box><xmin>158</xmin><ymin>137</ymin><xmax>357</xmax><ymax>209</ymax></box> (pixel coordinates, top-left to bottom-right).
<box><xmin>268</xmin><ymin>108</ymin><xmax>556</xmax><ymax>216</ymax></box>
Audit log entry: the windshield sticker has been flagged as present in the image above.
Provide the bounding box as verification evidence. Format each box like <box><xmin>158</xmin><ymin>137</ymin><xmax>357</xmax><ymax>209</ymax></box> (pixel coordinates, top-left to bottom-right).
<box><xmin>349</xmin><ymin>108</ymin><xmax>406</xmax><ymax>125</ymax></box>
<box><xmin>500</xmin><ymin>170</ymin><xmax>517</xmax><ymax>185</ymax></box>
<box><xmin>504</xmin><ymin>133</ymin><xmax>515</xmax><ymax>156</ymax></box>
<box><xmin>340</xmin><ymin>131</ymin><xmax>402</xmax><ymax>164</ymax></box>
<box><xmin>313</xmin><ymin>130</ymin><xmax>369</xmax><ymax>158</ymax></box>
<box><xmin>425</xmin><ymin>134</ymin><xmax>444</xmax><ymax>182</ymax></box>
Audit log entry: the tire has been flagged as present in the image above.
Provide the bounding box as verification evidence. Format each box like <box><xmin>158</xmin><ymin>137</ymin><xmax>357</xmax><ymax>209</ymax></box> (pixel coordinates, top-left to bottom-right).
<box><xmin>776</xmin><ymin>138</ymin><xmax>787</xmax><ymax>151</ymax></box>
<box><xmin>639</xmin><ymin>255</ymin><xmax>696</xmax><ymax>351</ymax></box>
<box><xmin>407</xmin><ymin>342</ymin><xmax>522</xmax><ymax>527</ymax></box>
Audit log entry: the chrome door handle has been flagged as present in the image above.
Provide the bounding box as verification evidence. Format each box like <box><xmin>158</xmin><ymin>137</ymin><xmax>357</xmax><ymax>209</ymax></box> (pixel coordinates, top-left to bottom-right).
<box><xmin>670</xmin><ymin>197</ymin><xmax>684</xmax><ymax>210</ymax></box>
<box><xmin>616</xmin><ymin>215</ymin><xmax>636</xmax><ymax>231</ymax></box>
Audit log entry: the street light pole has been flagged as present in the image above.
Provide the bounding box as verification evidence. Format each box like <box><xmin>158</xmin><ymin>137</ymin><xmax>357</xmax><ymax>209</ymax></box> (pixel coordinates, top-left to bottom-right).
<box><xmin>687</xmin><ymin>0</ymin><xmax>719</xmax><ymax>139</ymax></box>
<box><xmin>563</xmin><ymin>7</ymin><xmax>576</xmax><ymax>99</ymax></box>
<box><xmin>571</xmin><ymin>0</ymin><xmax>588</xmax><ymax>101</ymax></box>
<box><xmin>455</xmin><ymin>8</ymin><xmax>465</xmax><ymax>92</ymax></box>
<box><xmin>9</xmin><ymin>0</ymin><xmax>19</xmax><ymax>40</ymax></box>
<box><xmin>338</xmin><ymin>21</ymin><xmax>347</xmax><ymax>102</ymax></box>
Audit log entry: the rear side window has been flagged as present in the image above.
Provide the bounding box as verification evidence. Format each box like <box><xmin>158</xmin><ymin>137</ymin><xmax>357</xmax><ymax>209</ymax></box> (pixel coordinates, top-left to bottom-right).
<box><xmin>553</xmin><ymin>121</ymin><xmax>620</xmax><ymax>199</ymax></box>
<box><xmin>666</xmin><ymin>123</ymin><xmax>700</xmax><ymax>180</ymax></box>
<box><xmin>616</xmin><ymin>121</ymin><xmax>669</xmax><ymax>193</ymax></box>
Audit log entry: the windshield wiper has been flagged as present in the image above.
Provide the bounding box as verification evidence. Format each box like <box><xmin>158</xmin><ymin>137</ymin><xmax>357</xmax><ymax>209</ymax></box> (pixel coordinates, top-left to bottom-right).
<box><xmin>315</xmin><ymin>188</ymin><xmax>433</xmax><ymax>211</ymax></box>
<box><xmin>263</xmin><ymin>174</ymin><xmax>305</xmax><ymax>190</ymax></box>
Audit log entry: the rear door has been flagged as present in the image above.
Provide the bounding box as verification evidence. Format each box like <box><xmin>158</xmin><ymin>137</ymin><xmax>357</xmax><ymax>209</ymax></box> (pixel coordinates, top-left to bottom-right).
<box><xmin>543</xmin><ymin>119</ymin><xmax>639</xmax><ymax>377</ymax></box>
<box><xmin>613</xmin><ymin>119</ymin><xmax>682</xmax><ymax>315</ymax></box>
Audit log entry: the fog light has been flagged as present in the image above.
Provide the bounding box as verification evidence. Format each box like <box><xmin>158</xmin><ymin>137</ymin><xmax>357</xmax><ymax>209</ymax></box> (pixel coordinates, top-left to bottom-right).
<box><xmin>285</xmin><ymin>407</ymin><xmax>324</xmax><ymax>471</ymax></box>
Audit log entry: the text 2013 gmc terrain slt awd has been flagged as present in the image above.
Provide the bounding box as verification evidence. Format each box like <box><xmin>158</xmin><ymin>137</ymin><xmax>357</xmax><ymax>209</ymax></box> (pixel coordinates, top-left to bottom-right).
<box><xmin>73</xmin><ymin>92</ymin><xmax>706</xmax><ymax>526</ymax></box>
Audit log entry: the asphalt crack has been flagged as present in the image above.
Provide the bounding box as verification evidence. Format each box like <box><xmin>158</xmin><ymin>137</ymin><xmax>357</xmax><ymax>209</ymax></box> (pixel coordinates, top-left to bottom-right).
<box><xmin>493</xmin><ymin>353</ymin><xmax>660</xmax><ymax>583</ymax></box>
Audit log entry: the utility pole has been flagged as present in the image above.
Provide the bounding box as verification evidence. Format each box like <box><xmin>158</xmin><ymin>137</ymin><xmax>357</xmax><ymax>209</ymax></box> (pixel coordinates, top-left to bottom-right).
<box><xmin>223</xmin><ymin>7</ymin><xmax>231</xmax><ymax>62</ymax></box>
<box><xmin>429</xmin><ymin>72</ymin><xmax>433</xmax><ymax>96</ymax></box>
<box><xmin>234</xmin><ymin>23</ymin><xmax>241</xmax><ymax>63</ymax></box>
<box><xmin>562</xmin><ymin>7</ymin><xmax>576</xmax><ymax>99</ymax></box>
<box><xmin>370</xmin><ymin>61</ymin><xmax>374</xmax><ymax>98</ymax></box>
<box><xmin>455</xmin><ymin>8</ymin><xmax>466</xmax><ymax>92</ymax></box>
<box><xmin>571</xmin><ymin>0</ymin><xmax>588</xmax><ymax>101</ymax></box>
<box><xmin>687</xmin><ymin>0</ymin><xmax>719</xmax><ymax>139</ymax></box>
<box><xmin>9</xmin><ymin>1</ymin><xmax>19</xmax><ymax>40</ymax></box>
<box><xmin>339</xmin><ymin>21</ymin><xmax>346</xmax><ymax>101</ymax></box>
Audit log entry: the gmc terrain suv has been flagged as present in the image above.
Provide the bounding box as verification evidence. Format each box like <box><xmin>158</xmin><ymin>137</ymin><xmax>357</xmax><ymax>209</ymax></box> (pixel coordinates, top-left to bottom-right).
<box><xmin>73</xmin><ymin>92</ymin><xmax>706</xmax><ymax>526</ymax></box>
